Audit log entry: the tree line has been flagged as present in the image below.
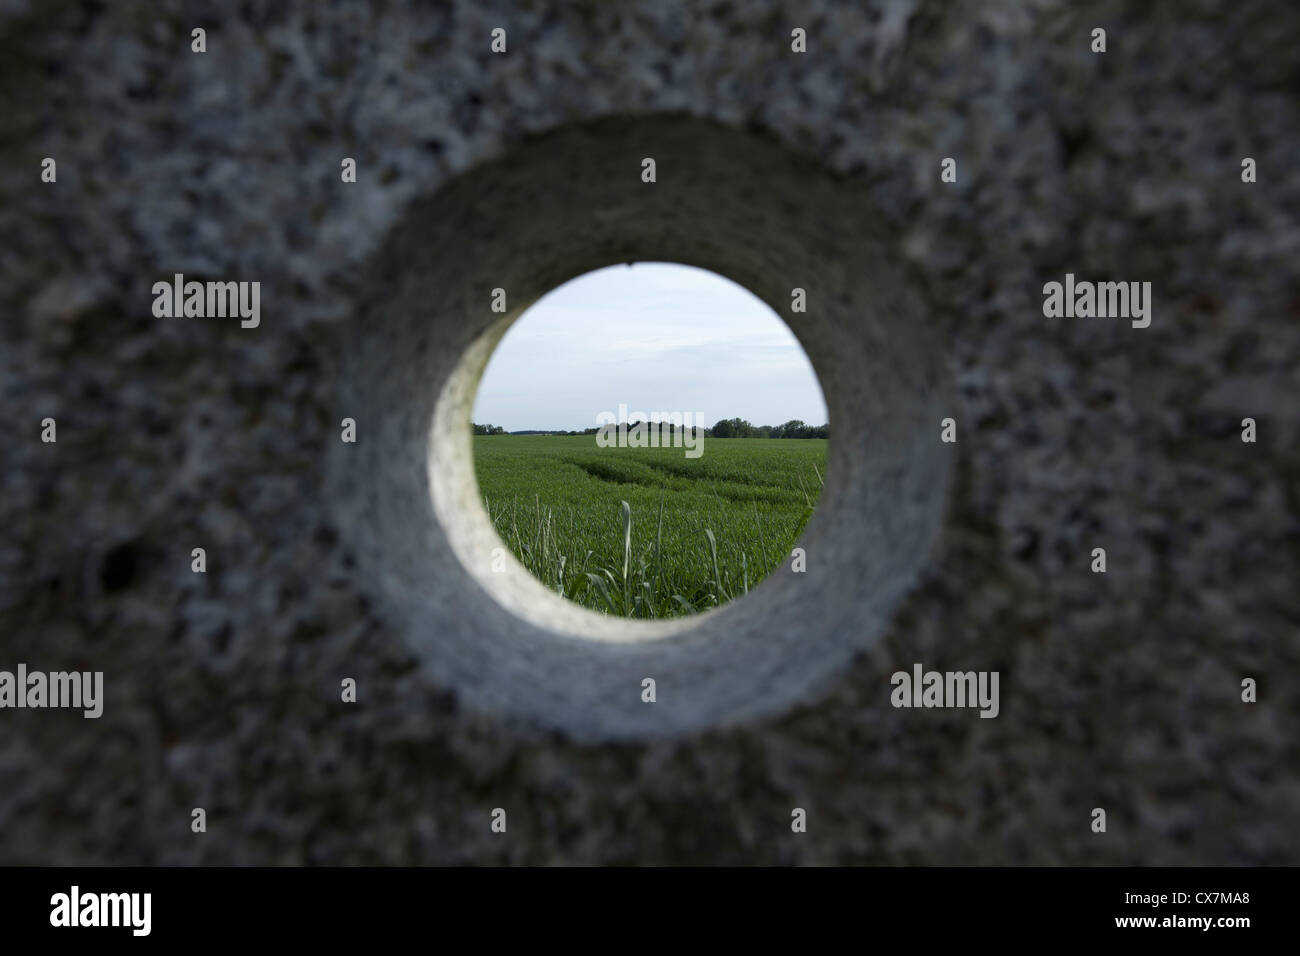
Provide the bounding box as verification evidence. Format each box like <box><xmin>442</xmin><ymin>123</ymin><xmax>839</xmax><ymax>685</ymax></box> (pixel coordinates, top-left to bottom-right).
<box><xmin>473</xmin><ymin>419</ymin><xmax>828</xmax><ymax>438</ymax></box>
<box><xmin>707</xmin><ymin>418</ymin><xmax>828</xmax><ymax>439</ymax></box>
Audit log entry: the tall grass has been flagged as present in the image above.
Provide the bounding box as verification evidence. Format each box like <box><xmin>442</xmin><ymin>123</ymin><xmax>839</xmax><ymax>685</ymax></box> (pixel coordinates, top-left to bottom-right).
<box><xmin>477</xmin><ymin>437</ymin><xmax>826</xmax><ymax>618</ymax></box>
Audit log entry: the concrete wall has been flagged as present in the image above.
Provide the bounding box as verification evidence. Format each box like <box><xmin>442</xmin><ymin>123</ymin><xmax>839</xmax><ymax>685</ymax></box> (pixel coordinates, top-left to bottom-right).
<box><xmin>1</xmin><ymin>0</ymin><xmax>1296</xmax><ymax>864</ymax></box>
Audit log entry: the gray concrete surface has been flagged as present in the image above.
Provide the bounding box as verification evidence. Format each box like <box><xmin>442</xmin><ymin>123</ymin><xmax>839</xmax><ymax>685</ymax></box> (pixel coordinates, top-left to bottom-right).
<box><xmin>0</xmin><ymin>0</ymin><xmax>1297</xmax><ymax>864</ymax></box>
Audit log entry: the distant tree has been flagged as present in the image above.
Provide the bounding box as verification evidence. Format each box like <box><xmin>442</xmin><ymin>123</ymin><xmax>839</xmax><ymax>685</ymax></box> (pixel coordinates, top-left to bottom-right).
<box><xmin>472</xmin><ymin>423</ymin><xmax>507</xmax><ymax>435</ymax></box>
<box><xmin>718</xmin><ymin>417</ymin><xmax>753</xmax><ymax>437</ymax></box>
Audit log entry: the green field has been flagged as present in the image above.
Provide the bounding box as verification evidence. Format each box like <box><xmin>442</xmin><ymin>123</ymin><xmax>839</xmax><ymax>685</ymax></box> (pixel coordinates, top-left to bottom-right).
<box><xmin>473</xmin><ymin>435</ymin><xmax>828</xmax><ymax>618</ymax></box>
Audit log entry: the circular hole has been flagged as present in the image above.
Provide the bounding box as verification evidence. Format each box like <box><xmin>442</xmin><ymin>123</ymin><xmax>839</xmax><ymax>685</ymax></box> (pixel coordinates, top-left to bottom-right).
<box><xmin>332</xmin><ymin>116</ymin><xmax>953</xmax><ymax>738</ymax></box>
<box><xmin>469</xmin><ymin>261</ymin><xmax>829</xmax><ymax>623</ymax></box>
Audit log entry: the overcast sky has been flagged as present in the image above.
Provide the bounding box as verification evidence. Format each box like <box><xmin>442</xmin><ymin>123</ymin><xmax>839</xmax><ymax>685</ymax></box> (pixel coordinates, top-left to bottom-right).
<box><xmin>472</xmin><ymin>262</ymin><xmax>828</xmax><ymax>432</ymax></box>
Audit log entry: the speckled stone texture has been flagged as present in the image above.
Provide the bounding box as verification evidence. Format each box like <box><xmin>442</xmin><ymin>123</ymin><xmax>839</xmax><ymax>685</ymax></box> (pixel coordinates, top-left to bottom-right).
<box><xmin>1</xmin><ymin>0</ymin><xmax>1297</xmax><ymax>864</ymax></box>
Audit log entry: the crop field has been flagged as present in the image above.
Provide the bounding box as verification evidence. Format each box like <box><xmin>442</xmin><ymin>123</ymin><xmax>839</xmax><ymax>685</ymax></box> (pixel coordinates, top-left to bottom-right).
<box><xmin>473</xmin><ymin>435</ymin><xmax>828</xmax><ymax>618</ymax></box>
